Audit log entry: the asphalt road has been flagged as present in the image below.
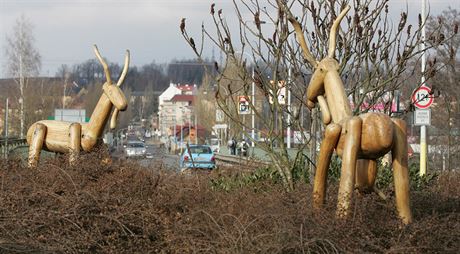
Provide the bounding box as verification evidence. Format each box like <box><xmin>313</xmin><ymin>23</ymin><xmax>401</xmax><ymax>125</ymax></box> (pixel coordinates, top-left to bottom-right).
<box><xmin>113</xmin><ymin>137</ymin><xmax>180</xmax><ymax>171</ymax></box>
<box><xmin>138</xmin><ymin>144</ymin><xmax>180</xmax><ymax>172</ymax></box>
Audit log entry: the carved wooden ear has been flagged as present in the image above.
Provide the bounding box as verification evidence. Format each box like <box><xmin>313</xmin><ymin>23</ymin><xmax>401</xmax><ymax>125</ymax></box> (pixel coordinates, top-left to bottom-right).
<box><xmin>116</xmin><ymin>50</ymin><xmax>130</xmax><ymax>87</ymax></box>
<box><xmin>317</xmin><ymin>95</ymin><xmax>331</xmax><ymax>125</ymax></box>
<box><xmin>110</xmin><ymin>108</ymin><xmax>119</xmax><ymax>130</ymax></box>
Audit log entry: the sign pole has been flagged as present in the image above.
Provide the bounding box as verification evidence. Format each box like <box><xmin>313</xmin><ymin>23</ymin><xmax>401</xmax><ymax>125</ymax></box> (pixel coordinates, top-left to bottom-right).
<box><xmin>287</xmin><ymin>68</ymin><xmax>291</xmax><ymax>149</ymax></box>
<box><xmin>251</xmin><ymin>67</ymin><xmax>255</xmax><ymax>147</ymax></box>
<box><xmin>420</xmin><ymin>0</ymin><xmax>427</xmax><ymax>176</ymax></box>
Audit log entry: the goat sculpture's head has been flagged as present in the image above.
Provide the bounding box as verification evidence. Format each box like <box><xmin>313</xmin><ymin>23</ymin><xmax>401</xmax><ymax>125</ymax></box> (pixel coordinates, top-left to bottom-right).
<box><xmin>278</xmin><ymin>2</ymin><xmax>350</xmax><ymax>124</ymax></box>
<box><xmin>293</xmin><ymin>6</ymin><xmax>349</xmax><ymax>102</ymax></box>
<box><xmin>93</xmin><ymin>45</ymin><xmax>130</xmax><ymax>129</ymax></box>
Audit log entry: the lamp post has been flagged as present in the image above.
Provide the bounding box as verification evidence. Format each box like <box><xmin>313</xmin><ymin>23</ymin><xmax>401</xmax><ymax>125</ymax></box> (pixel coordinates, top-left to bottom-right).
<box><xmin>3</xmin><ymin>98</ymin><xmax>8</xmax><ymax>159</ymax></box>
<box><xmin>215</xmin><ymin>84</ymin><xmax>230</xmax><ymax>144</ymax></box>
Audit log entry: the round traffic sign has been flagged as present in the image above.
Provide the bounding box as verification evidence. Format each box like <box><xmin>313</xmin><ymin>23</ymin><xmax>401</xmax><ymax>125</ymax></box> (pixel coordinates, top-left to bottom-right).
<box><xmin>411</xmin><ymin>86</ymin><xmax>433</xmax><ymax>109</ymax></box>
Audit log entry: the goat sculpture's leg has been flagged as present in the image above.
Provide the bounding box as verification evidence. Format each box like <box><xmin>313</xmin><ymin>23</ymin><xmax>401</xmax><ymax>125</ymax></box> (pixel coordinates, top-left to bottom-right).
<box><xmin>313</xmin><ymin>123</ymin><xmax>341</xmax><ymax>209</ymax></box>
<box><xmin>28</xmin><ymin>123</ymin><xmax>47</xmax><ymax>168</ymax></box>
<box><xmin>355</xmin><ymin>159</ymin><xmax>388</xmax><ymax>200</ymax></box>
<box><xmin>337</xmin><ymin>117</ymin><xmax>362</xmax><ymax>218</ymax></box>
<box><xmin>69</xmin><ymin>123</ymin><xmax>81</xmax><ymax>165</ymax></box>
<box><xmin>355</xmin><ymin>159</ymin><xmax>377</xmax><ymax>193</ymax></box>
<box><xmin>391</xmin><ymin>119</ymin><xmax>412</xmax><ymax>224</ymax></box>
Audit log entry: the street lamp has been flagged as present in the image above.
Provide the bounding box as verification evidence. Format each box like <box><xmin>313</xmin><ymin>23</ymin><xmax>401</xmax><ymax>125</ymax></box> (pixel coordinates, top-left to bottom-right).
<box><xmin>215</xmin><ymin>84</ymin><xmax>230</xmax><ymax>144</ymax></box>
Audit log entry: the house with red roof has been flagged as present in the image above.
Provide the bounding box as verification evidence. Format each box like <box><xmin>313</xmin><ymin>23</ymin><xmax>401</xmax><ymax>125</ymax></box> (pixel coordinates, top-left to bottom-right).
<box><xmin>157</xmin><ymin>83</ymin><xmax>197</xmax><ymax>137</ymax></box>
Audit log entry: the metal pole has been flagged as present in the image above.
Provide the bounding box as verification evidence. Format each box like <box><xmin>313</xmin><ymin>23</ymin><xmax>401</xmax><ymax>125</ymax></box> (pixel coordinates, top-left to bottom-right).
<box><xmin>173</xmin><ymin>115</ymin><xmax>176</xmax><ymax>154</ymax></box>
<box><xmin>251</xmin><ymin>67</ymin><xmax>255</xmax><ymax>147</ymax></box>
<box><xmin>287</xmin><ymin>68</ymin><xmax>292</xmax><ymax>149</ymax></box>
<box><xmin>420</xmin><ymin>0</ymin><xmax>428</xmax><ymax>176</ymax></box>
<box><xmin>180</xmin><ymin>120</ymin><xmax>183</xmax><ymax>154</ymax></box>
<box><xmin>188</xmin><ymin>113</ymin><xmax>191</xmax><ymax>144</ymax></box>
<box><xmin>195</xmin><ymin>113</ymin><xmax>198</xmax><ymax>144</ymax></box>
<box><xmin>242</xmin><ymin>115</ymin><xmax>245</xmax><ymax>140</ymax></box>
<box><xmin>4</xmin><ymin>98</ymin><xmax>9</xmax><ymax>159</ymax></box>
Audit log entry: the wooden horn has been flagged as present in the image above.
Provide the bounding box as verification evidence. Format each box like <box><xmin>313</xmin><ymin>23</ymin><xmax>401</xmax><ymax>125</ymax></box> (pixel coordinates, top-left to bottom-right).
<box><xmin>93</xmin><ymin>44</ymin><xmax>112</xmax><ymax>84</ymax></box>
<box><xmin>277</xmin><ymin>0</ymin><xmax>318</xmax><ymax>67</ymax></box>
<box><xmin>328</xmin><ymin>5</ymin><xmax>351</xmax><ymax>58</ymax></box>
<box><xmin>116</xmin><ymin>50</ymin><xmax>130</xmax><ymax>87</ymax></box>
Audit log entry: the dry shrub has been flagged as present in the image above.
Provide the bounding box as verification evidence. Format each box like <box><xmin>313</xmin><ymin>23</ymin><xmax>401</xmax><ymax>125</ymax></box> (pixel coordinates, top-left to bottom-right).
<box><xmin>0</xmin><ymin>151</ymin><xmax>459</xmax><ymax>253</ymax></box>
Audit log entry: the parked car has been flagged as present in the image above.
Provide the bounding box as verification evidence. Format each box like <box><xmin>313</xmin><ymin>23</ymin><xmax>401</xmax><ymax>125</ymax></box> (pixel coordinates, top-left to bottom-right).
<box><xmin>124</xmin><ymin>140</ymin><xmax>146</xmax><ymax>158</ymax></box>
<box><xmin>179</xmin><ymin>145</ymin><xmax>216</xmax><ymax>172</ymax></box>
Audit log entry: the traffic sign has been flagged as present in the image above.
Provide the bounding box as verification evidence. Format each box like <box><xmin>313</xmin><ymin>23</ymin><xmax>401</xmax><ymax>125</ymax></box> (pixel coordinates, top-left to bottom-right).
<box><xmin>238</xmin><ymin>96</ymin><xmax>250</xmax><ymax>114</ymax></box>
<box><xmin>411</xmin><ymin>86</ymin><xmax>433</xmax><ymax>109</ymax></box>
<box><xmin>269</xmin><ymin>80</ymin><xmax>287</xmax><ymax>104</ymax></box>
<box><xmin>414</xmin><ymin>109</ymin><xmax>431</xmax><ymax>126</ymax></box>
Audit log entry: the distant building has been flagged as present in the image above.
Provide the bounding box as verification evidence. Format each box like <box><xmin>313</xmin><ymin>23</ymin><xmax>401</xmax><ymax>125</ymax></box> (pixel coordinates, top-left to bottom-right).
<box><xmin>158</xmin><ymin>83</ymin><xmax>197</xmax><ymax>136</ymax></box>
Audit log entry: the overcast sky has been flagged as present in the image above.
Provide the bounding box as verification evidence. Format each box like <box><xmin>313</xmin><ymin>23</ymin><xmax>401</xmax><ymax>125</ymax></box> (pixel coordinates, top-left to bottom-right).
<box><xmin>0</xmin><ymin>0</ymin><xmax>457</xmax><ymax>78</ymax></box>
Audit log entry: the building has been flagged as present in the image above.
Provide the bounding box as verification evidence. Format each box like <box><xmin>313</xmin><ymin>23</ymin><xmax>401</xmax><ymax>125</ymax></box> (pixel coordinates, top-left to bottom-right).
<box><xmin>158</xmin><ymin>83</ymin><xmax>197</xmax><ymax>136</ymax></box>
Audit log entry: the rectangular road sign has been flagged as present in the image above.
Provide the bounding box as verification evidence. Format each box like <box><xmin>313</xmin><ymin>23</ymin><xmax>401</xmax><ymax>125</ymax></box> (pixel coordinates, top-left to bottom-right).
<box><xmin>238</xmin><ymin>96</ymin><xmax>251</xmax><ymax>114</ymax></box>
<box><xmin>414</xmin><ymin>109</ymin><xmax>431</xmax><ymax>126</ymax></box>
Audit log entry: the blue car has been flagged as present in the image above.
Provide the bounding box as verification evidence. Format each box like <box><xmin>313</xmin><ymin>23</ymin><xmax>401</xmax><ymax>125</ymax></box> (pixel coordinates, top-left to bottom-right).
<box><xmin>179</xmin><ymin>145</ymin><xmax>216</xmax><ymax>172</ymax></box>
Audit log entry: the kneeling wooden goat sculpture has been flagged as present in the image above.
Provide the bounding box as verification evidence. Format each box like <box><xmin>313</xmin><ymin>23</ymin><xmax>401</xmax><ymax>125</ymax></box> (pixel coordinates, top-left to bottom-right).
<box><xmin>279</xmin><ymin>3</ymin><xmax>412</xmax><ymax>224</ymax></box>
<box><xmin>27</xmin><ymin>45</ymin><xmax>130</xmax><ymax>167</ymax></box>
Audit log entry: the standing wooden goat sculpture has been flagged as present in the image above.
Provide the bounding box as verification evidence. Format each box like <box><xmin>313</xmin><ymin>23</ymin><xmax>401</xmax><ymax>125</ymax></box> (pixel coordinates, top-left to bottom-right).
<box><xmin>27</xmin><ymin>45</ymin><xmax>130</xmax><ymax>167</ymax></box>
<box><xmin>280</xmin><ymin>3</ymin><xmax>412</xmax><ymax>224</ymax></box>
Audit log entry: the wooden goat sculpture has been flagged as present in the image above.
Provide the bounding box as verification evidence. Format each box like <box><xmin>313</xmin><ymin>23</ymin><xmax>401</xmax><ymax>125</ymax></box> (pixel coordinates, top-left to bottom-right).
<box><xmin>280</xmin><ymin>3</ymin><xmax>412</xmax><ymax>224</ymax></box>
<box><xmin>27</xmin><ymin>45</ymin><xmax>130</xmax><ymax>167</ymax></box>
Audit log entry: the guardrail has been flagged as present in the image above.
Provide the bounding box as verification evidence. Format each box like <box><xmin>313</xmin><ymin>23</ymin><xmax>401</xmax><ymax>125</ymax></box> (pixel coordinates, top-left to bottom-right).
<box><xmin>0</xmin><ymin>138</ymin><xmax>28</xmax><ymax>158</ymax></box>
<box><xmin>214</xmin><ymin>153</ymin><xmax>270</xmax><ymax>168</ymax></box>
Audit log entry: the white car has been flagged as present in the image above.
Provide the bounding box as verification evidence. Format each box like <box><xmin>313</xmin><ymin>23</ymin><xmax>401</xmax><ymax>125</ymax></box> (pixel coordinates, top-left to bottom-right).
<box><xmin>124</xmin><ymin>141</ymin><xmax>146</xmax><ymax>158</ymax></box>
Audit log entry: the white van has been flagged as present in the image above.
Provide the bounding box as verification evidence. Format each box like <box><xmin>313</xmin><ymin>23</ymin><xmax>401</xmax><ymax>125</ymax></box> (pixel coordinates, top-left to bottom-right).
<box><xmin>209</xmin><ymin>138</ymin><xmax>220</xmax><ymax>153</ymax></box>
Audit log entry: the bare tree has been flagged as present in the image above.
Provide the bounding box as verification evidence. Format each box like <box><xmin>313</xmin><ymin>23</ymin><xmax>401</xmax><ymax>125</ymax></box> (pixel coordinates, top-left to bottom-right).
<box><xmin>182</xmin><ymin>0</ymin><xmax>443</xmax><ymax>190</ymax></box>
<box><xmin>426</xmin><ymin>7</ymin><xmax>460</xmax><ymax>170</ymax></box>
<box><xmin>3</xmin><ymin>15</ymin><xmax>41</xmax><ymax>138</ymax></box>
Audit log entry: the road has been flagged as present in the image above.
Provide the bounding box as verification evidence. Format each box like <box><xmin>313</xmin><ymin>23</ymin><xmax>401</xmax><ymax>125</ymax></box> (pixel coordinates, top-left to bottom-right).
<box><xmin>138</xmin><ymin>144</ymin><xmax>180</xmax><ymax>172</ymax></box>
<box><xmin>113</xmin><ymin>139</ymin><xmax>180</xmax><ymax>172</ymax></box>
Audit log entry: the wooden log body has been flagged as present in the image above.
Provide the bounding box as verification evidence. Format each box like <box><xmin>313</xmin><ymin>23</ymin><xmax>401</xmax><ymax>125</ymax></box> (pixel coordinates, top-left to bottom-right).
<box><xmin>335</xmin><ymin>113</ymin><xmax>394</xmax><ymax>159</ymax></box>
<box><xmin>26</xmin><ymin>120</ymin><xmax>89</xmax><ymax>153</ymax></box>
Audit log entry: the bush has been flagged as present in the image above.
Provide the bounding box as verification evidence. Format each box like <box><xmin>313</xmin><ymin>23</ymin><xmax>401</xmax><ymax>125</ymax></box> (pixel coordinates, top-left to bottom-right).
<box><xmin>0</xmin><ymin>153</ymin><xmax>458</xmax><ymax>253</ymax></box>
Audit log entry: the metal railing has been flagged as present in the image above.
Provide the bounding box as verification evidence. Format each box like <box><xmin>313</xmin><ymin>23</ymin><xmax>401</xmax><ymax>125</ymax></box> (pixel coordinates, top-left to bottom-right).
<box><xmin>214</xmin><ymin>153</ymin><xmax>269</xmax><ymax>168</ymax></box>
<box><xmin>0</xmin><ymin>138</ymin><xmax>27</xmax><ymax>159</ymax></box>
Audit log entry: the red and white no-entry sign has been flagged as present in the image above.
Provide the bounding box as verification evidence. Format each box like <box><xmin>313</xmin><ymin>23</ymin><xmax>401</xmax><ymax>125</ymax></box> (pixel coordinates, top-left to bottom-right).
<box><xmin>411</xmin><ymin>86</ymin><xmax>433</xmax><ymax>109</ymax></box>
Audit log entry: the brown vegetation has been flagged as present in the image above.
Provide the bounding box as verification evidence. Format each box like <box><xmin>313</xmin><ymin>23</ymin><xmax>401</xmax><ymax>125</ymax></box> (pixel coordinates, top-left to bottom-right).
<box><xmin>0</xmin><ymin>151</ymin><xmax>459</xmax><ymax>253</ymax></box>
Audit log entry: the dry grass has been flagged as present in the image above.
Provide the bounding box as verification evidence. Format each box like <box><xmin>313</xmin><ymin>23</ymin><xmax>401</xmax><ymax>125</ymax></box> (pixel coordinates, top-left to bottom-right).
<box><xmin>0</xmin><ymin>149</ymin><xmax>459</xmax><ymax>253</ymax></box>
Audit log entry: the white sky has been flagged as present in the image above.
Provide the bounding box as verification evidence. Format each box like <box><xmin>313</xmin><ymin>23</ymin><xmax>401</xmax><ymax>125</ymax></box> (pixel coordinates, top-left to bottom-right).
<box><xmin>0</xmin><ymin>0</ymin><xmax>457</xmax><ymax>78</ymax></box>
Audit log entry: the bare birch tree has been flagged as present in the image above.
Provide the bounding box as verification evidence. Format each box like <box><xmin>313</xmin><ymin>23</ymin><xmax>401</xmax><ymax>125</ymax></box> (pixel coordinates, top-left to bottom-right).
<box><xmin>3</xmin><ymin>15</ymin><xmax>41</xmax><ymax>138</ymax></box>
